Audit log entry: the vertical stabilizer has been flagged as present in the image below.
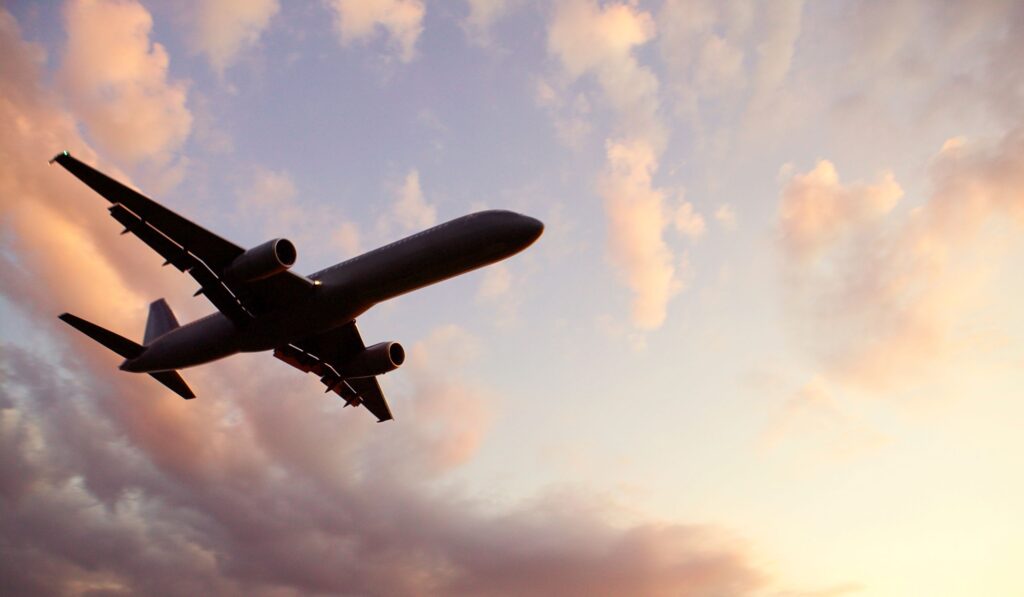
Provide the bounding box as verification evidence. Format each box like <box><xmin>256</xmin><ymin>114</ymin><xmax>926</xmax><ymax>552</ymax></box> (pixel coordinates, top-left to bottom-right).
<box><xmin>144</xmin><ymin>298</ymin><xmax>180</xmax><ymax>345</ymax></box>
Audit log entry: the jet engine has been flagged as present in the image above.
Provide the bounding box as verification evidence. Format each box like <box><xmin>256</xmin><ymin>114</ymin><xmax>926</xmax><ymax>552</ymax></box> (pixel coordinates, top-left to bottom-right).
<box><xmin>338</xmin><ymin>342</ymin><xmax>405</xmax><ymax>378</ymax></box>
<box><xmin>225</xmin><ymin>238</ymin><xmax>296</xmax><ymax>281</ymax></box>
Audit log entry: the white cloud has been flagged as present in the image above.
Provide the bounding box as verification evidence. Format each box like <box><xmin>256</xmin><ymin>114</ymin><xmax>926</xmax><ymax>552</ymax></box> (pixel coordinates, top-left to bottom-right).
<box><xmin>548</xmin><ymin>0</ymin><xmax>662</xmax><ymax>146</ymax></box>
<box><xmin>715</xmin><ymin>204</ymin><xmax>737</xmax><ymax>230</ymax></box>
<box><xmin>382</xmin><ymin>169</ymin><xmax>437</xmax><ymax>233</ymax></box>
<box><xmin>477</xmin><ymin>264</ymin><xmax>512</xmax><ymax>301</ymax></box>
<box><xmin>332</xmin><ymin>221</ymin><xmax>361</xmax><ymax>257</ymax></box>
<box><xmin>60</xmin><ymin>0</ymin><xmax>192</xmax><ymax>164</ymax></box>
<box><xmin>326</xmin><ymin>0</ymin><xmax>425</xmax><ymax>63</ymax></box>
<box><xmin>462</xmin><ymin>0</ymin><xmax>516</xmax><ymax>45</ymax></box>
<box><xmin>187</xmin><ymin>0</ymin><xmax>279</xmax><ymax>73</ymax></box>
<box><xmin>674</xmin><ymin>201</ymin><xmax>706</xmax><ymax>239</ymax></box>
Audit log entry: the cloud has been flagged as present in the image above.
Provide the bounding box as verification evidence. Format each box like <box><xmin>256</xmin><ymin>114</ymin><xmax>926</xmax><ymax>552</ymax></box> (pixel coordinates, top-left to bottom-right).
<box><xmin>548</xmin><ymin>0</ymin><xmax>681</xmax><ymax>330</ymax></box>
<box><xmin>186</xmin><ymin>0</ymin><xmax>280</xmax><ymax>73</ymax></box>
<box><xmin>548</xmin><ymin>0</ymin><xmax>661</xmax><ymax>146</ymax></box>
<box><xmin>332</xmin><ymin>220</ymin><xmax>362</xmax><ymax>257</ymax></box>
<box><xmin>600</xmin><ymin>140</ymin><xmax>679</xmax><ymax>330</ymax></box>
<box><xmin>778</xmin><ymin>128</ymin><xmax>1024</xmax><ymax>390</ymax></box>
<box><xmin>1</xmin><ymin>330</ymin><xmax>768</xmax><ymax>595</ymax></box>
<box><xmin>477</xmin><ymin>264</ymin><xmax>512</xmax><ymax>300</ymax></box>
<box><xmin>714</xmin><ymin>204</ymin><xmax>738</xmax><ymax>230</ymax></box>
<box><xmin>60</xmin><ymin>0</ymin><xmax>192</xmax><ymax>164</ymax></box>
<box><xmin>379</xmin><ymin>169</ymin><xmax>437</xmax><ymax>234</ymax></box>
<box><xmin>657</xmin><ymin>1</ymin><xmax>804</xmax><ymax>122</ymax></box>
<box><xmin>760</xmin><ymin>377</ymin><xmax>888</xmax><ymax>460</ymax></box>
<box><xmin>462</xmin><ymin>0</ymin><xmax>516</xmax><ymax>46</ymax></box>
<box><xmin>674</xmin><ymin>201</ymin><xmax>706</xmax><ymax>239</ymax></box>
<box><xmin>235</xmin><ymin>167</ymin><xmax>363</xmax><ymax>262</ymax></box>
<box><xmin>327</xmin><ymin>0</ymin><xmax>425</xmax><ymax>63</ymax></box>
<box><xmin>779</xmin><ymin>160</ymin><xmax>902</xmax><ymax>261</ymax></box>
<box><xmin>236</xmin><ymin>166</ymin><xmax>301</xmax><ymax>229</ymax></box>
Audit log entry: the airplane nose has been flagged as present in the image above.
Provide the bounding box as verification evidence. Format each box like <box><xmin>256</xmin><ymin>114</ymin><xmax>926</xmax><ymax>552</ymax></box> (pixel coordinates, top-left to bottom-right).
<box><xmin>518</xmin><ymin>215</ymin><xmax>544</xmax><ymax>245</ymax></box>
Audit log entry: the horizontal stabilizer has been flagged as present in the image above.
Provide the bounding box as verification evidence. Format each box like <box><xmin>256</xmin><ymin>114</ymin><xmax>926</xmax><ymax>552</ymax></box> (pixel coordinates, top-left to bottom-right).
<box><xmin>149</xmin><ymin>370</ymin><xmax>196</xmax><ymax>399</ymax></box>
<box><xmin>58</xmin><ymin>313</ymin><xmax>143</xmax><ymax>359</ymax></box>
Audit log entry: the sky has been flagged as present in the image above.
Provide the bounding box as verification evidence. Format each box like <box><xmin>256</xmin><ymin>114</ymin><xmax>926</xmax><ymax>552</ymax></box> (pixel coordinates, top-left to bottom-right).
<box><xmin>1</xmin><ymin>1</ymin><xmax>1023</xmax><ymax>595</ymax></box>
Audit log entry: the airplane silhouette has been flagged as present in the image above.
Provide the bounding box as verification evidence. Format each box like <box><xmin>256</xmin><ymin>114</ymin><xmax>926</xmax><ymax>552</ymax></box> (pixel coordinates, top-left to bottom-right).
<box><xmin>51</xmin><ymin>152</ymin><xmax>543</xmax><ymax>421</ymax></box>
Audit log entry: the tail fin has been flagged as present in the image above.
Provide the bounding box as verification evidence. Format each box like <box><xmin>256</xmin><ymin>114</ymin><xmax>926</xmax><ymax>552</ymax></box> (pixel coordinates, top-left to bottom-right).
<box><xmin>144</xmin><ymin>298</ymin><xmax>179</xmax><ymax>345</ymax></box>
<box><xmin>58</xmin><ymin>311</ymin><xmax>195</xmax><ymax>400</ymax></box>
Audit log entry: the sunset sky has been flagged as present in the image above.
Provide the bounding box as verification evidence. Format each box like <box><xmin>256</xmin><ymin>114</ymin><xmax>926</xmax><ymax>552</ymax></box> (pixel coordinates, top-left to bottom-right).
<box><xmin>2</xmin><ymin>1</ymin><xmax>1023</xmax><ymax>595</ymax></box>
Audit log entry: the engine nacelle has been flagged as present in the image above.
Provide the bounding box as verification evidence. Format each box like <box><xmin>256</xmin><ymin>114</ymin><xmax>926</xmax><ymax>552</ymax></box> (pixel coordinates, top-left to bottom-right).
<box><xmin>338</xmin><ymin>342</ymin><xmax>405</xmax><ymax>378</ymax></box>
<box><xmin>225</xmin><ymin>238</ymin><xmax>296</xmax><ymax>282</ymax></box>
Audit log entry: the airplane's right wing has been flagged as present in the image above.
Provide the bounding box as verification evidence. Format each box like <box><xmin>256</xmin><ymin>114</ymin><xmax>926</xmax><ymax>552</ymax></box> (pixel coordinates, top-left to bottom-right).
<box><xmin>51</xmin><ymin>152</ymin><xmax>314</xmax><ymax>322</ymax></box>
<box><xmin>273</xmin><ymin>321</ymin><xmax>394</xmax><ymax>422</ymax></box>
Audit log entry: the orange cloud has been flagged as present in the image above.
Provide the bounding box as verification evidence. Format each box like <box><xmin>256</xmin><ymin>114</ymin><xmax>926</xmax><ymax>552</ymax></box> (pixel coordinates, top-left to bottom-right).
<box><xmin>548</xmin><ymin>1</ymin><xmax>682</xmax><ymax>331</ymax></box>
<box><xmin>600</xmin><ymin>139</ymin><xmax>679</xmax><ymax>330</ymax></box>
<box><xmin>779</xmin><ymin>160</ymin><xmax>902</xmax><ymax>261</ymax></box>
<box><xmin>778</xmin><ymin>129</ymin><xmax>1024</xmax><ymax>390</ymax></box>
<box><xmin>60</xmin><ymin>0</ymin><xmax>192</xmax><ymax>164</ymax></box>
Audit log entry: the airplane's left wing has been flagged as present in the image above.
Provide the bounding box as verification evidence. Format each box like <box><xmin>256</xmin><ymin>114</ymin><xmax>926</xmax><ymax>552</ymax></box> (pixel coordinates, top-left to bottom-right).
<box><xmin>273</xmin><ymin>321</ymin><xmax>394</xmax><ymax>422</ymax></box>
<box><xmin>51</xmin><ymin>152</ymin><xmax>313</xmax><ymax>321</ymax></box>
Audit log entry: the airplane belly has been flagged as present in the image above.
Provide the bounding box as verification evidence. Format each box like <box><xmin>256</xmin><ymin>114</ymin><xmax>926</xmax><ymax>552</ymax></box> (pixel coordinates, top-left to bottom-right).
<box><xmin>232</xmin><ymin>293</ymin><xmax>372</xmax><ymax>352</ymax></box>
<box><xmin>124</xmin><ymin>315</ymin><xmax>242</xmax><ymax>372</ymax></box>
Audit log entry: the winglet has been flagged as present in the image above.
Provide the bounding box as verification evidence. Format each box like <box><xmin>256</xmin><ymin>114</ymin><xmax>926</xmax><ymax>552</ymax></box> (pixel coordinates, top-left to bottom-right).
<box><xmin>49</xmin><ymin>150</ymin><xmax>70</xmax><ymax>165</ymax></box>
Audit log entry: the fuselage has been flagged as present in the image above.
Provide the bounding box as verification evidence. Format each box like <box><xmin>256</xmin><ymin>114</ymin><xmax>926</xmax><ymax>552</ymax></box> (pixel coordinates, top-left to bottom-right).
<box><xmin>121</xmin><ymin>210</ymin><xmax>543</xmax><ymax>373</ymax></box>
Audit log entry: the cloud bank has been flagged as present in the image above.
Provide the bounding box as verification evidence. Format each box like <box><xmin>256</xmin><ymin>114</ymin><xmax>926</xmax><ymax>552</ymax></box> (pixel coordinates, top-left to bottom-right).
<box><xmin>778</xmin><ymin>129</ymin><xmax>1024</xmax><ymax>390</ymax></box>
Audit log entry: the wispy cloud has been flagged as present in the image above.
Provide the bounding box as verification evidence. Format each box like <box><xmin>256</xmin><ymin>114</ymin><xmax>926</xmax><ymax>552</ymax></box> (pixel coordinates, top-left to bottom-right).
<box><xmin>326</xmin><ymin>0</ymin><xmax>425</xmax><ymax>63</ymax></box>
<box><xmin>778</xmin><ymin>129</ymin><xmax>1024</xmax><ymax>390</ymax></box>
<box><xmin>548</xmin><ymin>0</ymin><xmax>680</xmax><ymax>331</ymax></box>
<box><xmin>185</xmin><ymin>0</ymin><xmax>280</xmax><ymax>74</ymax></box>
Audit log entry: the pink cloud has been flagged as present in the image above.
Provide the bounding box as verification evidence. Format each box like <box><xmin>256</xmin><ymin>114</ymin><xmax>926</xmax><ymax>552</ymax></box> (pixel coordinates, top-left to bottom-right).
<box><xmin>60</xmin><ymin>0</ymin><xmax>192</xmax><ymax>164</ymax></box>
<box><xmin>600</xmin><ymin>139</ymin><xmax>680</xmax><ymax>330</ymax></box>
<box><xmin>778</xmin><ymin>128</ymin><xmax>1024</xmax><ymax>390</ymax></box>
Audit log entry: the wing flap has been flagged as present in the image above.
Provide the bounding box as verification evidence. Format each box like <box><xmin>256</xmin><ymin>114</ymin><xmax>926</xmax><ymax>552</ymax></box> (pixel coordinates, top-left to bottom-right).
<box><xmin>108</xmin><ymin>202</ymin><xmax>251</xmax><ymax>322</ymax></box>
<box><xmin>272</xmin><ymin>322</ymin><xmax>395</xmax><ymax>422</ymax></box>
<box><xmin>52</xmin><ymin>152</ymin><xmax>315</xmax><ymax>319</ymax></box>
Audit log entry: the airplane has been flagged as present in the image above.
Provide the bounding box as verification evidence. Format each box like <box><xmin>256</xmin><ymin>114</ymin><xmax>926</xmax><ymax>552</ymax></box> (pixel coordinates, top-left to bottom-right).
<box><xmin>50</xmin><ymin>152</ymin><xmax>543</xmax><ymax>422</ymax></box>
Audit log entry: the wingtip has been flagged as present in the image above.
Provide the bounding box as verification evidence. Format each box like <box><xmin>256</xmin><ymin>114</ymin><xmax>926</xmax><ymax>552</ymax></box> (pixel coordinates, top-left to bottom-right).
<box><xmin>48</xmin><ymin>150</ymin><xmax>70</xmax><ymax>165</ymax></box>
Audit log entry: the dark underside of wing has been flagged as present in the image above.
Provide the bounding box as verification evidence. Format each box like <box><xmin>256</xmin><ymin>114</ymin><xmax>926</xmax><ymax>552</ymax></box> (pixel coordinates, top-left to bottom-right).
<box><xmin>52</xmin><ymin>153</ymin><xmax>313</xmax><ymax>321</ymax></box>
<box><xmin>273</xmin><ymin>321</ymin><xmax>394</xmax><ymax>422</ymax></box>
<box><xmin>53</xmin><ymin>153</ymin><xmax>392</xmax><ymax>421</ymax></box>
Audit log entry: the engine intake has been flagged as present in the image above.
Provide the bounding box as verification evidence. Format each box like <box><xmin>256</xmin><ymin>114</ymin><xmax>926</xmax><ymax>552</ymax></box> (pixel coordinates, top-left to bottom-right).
<box><xmin>225</xmin><ymin>238</ymin><xmax>296</xmax><ymax>282</ymax></box>
<box><xmin>338</xmin><ymin>342</ymin><xmax>405</xmax><ymax>378</ymax></box>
